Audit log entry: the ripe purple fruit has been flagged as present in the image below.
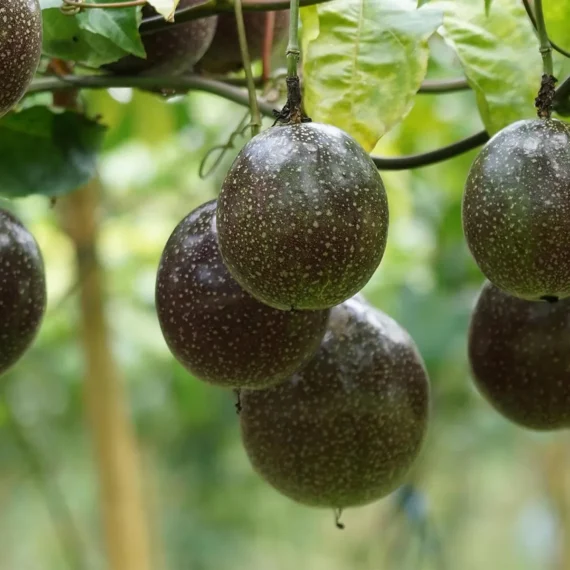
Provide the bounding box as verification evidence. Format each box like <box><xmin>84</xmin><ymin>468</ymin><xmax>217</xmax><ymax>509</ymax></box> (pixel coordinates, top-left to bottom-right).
<box><xmin>0</xmin><ymin>0</ymin><xmax>42</xmax><ymax>118</ymax></box>
<box><xmin>155</xmin><ymin>200</ymin><xmax>330</xmax><ymax>389</ymax></box>
<box><xmin>196</xmin><ymin>9</ymin><xmax>289</xmax><ymax>74</ymax></box>
<box><xmin>468</xmin><ymin>281</ymin><xmax>570</xmax><ymax>430</ymax></box>
<box><xmin>0</xmin><ymin>209</ymin><xmax>46</xmax><ymax>376</ymax></box>
<box><xmin>217</xmin><ymin>123</ymin><xmax>389</xmax><ymax>310</ymax></box>
<box><xmin>239</xmin><ymin>296</ymin><xmax>430</xmax><ymax>510</ymax></box>
<box><xmin>463</xmin><ymin>118</ymin><xmax>570</xmax><ymax>301</ymax></box>
<box><xmin>105</xmin><ymin>0</ymin><xmax>217</xmax><ymax>75</ymax></box>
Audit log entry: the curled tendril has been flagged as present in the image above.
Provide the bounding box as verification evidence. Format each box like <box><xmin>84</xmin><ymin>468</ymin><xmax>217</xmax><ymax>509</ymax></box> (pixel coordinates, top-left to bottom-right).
<box><xmin>199</xmin><ymin>110</ymin><xmax>251</xmax><ymax>179</ymax></box>
<box><xmin>60</xmin><ymin>0</ymin><xmax>82</xmax><ymax>15</ymax></box>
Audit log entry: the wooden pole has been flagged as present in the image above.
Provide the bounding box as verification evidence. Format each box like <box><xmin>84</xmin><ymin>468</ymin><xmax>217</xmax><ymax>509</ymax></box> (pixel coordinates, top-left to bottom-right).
<box><xmin>59</xmin><ymin>180</ymin><xmax>154</xmax><ymax>570</ymax></box>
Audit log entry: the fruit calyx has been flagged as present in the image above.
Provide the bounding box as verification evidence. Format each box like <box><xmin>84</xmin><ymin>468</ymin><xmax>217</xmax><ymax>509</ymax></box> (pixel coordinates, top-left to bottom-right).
<box><xmin>272</xmin><ymin>75</ymin><xmax>310</xmax><ymax>125</ymax></box>
<box><xmin>535</xmin><ymin>73</ymin><xmax>557</xmax><ymax>119</ymax></box>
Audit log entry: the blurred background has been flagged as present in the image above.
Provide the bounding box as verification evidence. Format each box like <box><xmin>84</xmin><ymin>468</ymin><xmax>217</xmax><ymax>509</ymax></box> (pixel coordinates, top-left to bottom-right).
<box><xmin>1</xmin><ymin>34</ymin><xmax>569</xmax><ymax>570</ymax></box>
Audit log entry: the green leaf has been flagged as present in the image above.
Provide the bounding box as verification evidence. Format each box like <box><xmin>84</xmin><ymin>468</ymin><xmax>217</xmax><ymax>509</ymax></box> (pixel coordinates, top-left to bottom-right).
<box><xmin>42</xmin><ymin>8</ymin><xmax>129</xmax><ymax>65</ymax></box>
<box><xmin>300</xmin><ymin>0</ymin><xmax>442</xmax><ymax>152</ymax></box>
<box><xmin>0</xmin><ymin>107</ymin><xmax>106</xmax><ymax>198</ymax></box>
<box><xmin>76</xmin><ymin>1</ymin><xmax>145</xmax><ymax>58</ymax></box>
<box><xmin>485</xmin><ymin>0</ymin><xmax>492</xmax><ymax>15</ymax></box>
<box><xmin>434</xmin><ymin>0</ymin><xmax>541</xmax><ymax>134</ymax></box>
<box><xmin>41</xmin><ymin>1</ymin><xmax>144</xmax><ymax>65</ymax></box>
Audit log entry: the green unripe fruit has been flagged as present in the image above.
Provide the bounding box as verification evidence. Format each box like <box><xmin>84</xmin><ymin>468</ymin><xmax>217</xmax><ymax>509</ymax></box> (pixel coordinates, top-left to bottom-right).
<box><xmin>469</xmin><ymin>281</ymin><xmax>570</xmax><ymax>431</ymax></box>
<box><xmin>217</xmin><ymin>123</ymin><xmax>389</xmax><ymax>310</ymax></box>
<box><xmin>105</xmin><ymin>0</ymin><xmax>217</xmax><ymax>75</ymax></box>
<box><xmin>239</xmin><ymin>296</ymin><xmax>430</xmax><ymax>510</ymax></box>
<box><xmin>0</xmin><ymin>0</ymin><xmax>42</xmax><ymax>118</ymax></box>
<box><xmin>155</xmin><ymin>200</ymin><xmax>330</xmax><ymax>389</ymax></box>
<box><xmin>463</xmin><ymin>118</ymin><xmax>570</xmax><ymax>301</ymax></box>
<box><xmin>0</xmin><ymin>209</ymin><xmax>46</xmax><ymax>376</ymax></box>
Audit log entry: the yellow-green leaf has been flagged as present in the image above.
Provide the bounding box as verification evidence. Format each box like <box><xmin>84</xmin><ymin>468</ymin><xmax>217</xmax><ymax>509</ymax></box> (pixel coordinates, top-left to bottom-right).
<box><xmin>300</xmin><ymin>0</ymin><xmax>442</xmax><ymax>152</ymax></box>
<box><xmin>435</xmin><ymin>0</ymin><xmax>542</xmax><ymax>134</ymax></box>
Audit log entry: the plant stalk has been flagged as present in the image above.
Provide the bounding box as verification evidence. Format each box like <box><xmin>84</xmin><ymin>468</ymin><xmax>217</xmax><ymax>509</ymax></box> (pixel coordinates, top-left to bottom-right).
<box><xmin>233</xmin><ymin>0</ymin><xmax>261</xmax><ymax>136</ymax></box>
<box><xmin>286</xmin><ymin>0</ymin><xmax>300</xmax><ymax>78</ymax></box>
<box><xmin>533</xmin><ymin>0</ymin><xmax>554</xmax><ymax>76</ymax></box>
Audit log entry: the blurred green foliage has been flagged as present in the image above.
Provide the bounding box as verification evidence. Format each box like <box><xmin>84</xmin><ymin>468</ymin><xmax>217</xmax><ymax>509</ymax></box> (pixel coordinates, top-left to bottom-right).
<box><xmin>0</xmin><ymin>34</ymin><xmax>568</xmax><ymax>570</ymax></box>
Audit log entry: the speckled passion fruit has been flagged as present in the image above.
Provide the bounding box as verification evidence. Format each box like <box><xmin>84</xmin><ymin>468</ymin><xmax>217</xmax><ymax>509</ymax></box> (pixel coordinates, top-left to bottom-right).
<box><xmin>0</xmin><ymin>209</ymin><xmax>46</xmax><ymax>376</ymax></box>
<box><xmin>463</xmin><ymin>118</ymin><xmax>570</xmax><ymax>302</ymax></box>
<box><xmin>468</xmin><ymin>281</ymin><xmax>570</xmax><ymax>431</ymax></box>
<box><xmin>104</xmin><ymin>0</ymin><xmax>217</xmax><ymax>75</ymax></box>
<box><xmin>0</xmin><ymin>0</ymin><xmax>42</xmax><ymax>118</ymax></box>
<box><xmin>217</xmin><ymin>123</ymin><xmax>389</xmax><ymax>311</ymax></box>
<box><xmin>155</xmin><ymin>200</ymin><xmax>330</xmax><ymax>389</ymax></box>
<box><xmin>239</xmin><ymin>296</ymin><xmax>430</xmax><ymax>510</ymax></box>
<box><xmin>196</xmin><ymin>8</ymin><xmax>289</xmax><ymax>75</ymax></box>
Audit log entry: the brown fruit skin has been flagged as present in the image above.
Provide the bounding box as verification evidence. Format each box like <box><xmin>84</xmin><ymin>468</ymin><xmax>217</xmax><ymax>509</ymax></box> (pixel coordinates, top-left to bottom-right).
<box><xmin>196</xmin><ymin>10</ymin><xmax>289</xmax><ymax>74</ymax></box>
<box><xmin>0</xmin><ymin>210</ymin><xmax>46</xmax><ymax>376</ymax></box>
<box><xmin>217</xmin><ymin>123</ymin><xmax>389</xmax><ymax>310</ymax></box>
<box><xmin>104</xmin><ymin>0</ymin><xmax>217</xmax><ymax>75</ymax></box>
<box><xmin>239</xmin><ymin>296</ymin><xmax>430</xmax><ymax>509</ymax></box>
<box><xmin>155</xmin><ymin>200</ymin><xmax>330</xmax><ymax>389</ymax></box>
<box><xmin>468</xmin><ymin>282</ymin><xmax>570</xmax><ymax>431</ymax></box>
<box><xmin>0</xmin><ymin>0</ymin><xmax>42</xmax><ymax>118</ymax></box>
<box><xmin>463</xmin><ymin>118</ymin><xmax>570</xmax><ymax>302</ymax></box>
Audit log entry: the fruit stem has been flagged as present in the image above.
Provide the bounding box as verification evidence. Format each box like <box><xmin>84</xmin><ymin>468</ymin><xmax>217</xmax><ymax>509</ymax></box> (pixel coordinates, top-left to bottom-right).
<box><xmin>286</xmin><ymin>0</ymin><xmax>301</xmax><ymax>79</ymax></box>
<box><xmin>271</xmin><ymin>0</ymin><xmax>308</xmax><ymax>124</ymax></box>
<box><xmin>233</xmin><ymin>0</ymin><xmax>262</xmax><ymax>136</ymax></box>
<box><xmin>533</xmin><ymin>0</ymin><xmax>554</xmax><ymax>77</ymax></box>
<box><xmin>522</xmin><ymin>0</ymin><xmax>570</xmax><ymax>60</ymax></box>
<box><xmin>262</xmin><ymin>12</ymin><xmax>277</xmax><ymax>82</ymax></box>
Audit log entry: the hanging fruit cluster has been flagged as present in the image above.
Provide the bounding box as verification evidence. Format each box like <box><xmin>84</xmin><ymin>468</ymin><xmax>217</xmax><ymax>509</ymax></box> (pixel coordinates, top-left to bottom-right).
<box><xmin>2</xmin><ymin>0</ymin><xmax>570</xmax><ymax>530</ymax></box>
<box><xmin>156</xmin><ymin>116</ymin><xmax>430</xmax><ymax>521</ymax></box>
<box><xmin>463</xmin><ymin>100</ymin><xmax>570</xmax><ymax>430</ymax></box>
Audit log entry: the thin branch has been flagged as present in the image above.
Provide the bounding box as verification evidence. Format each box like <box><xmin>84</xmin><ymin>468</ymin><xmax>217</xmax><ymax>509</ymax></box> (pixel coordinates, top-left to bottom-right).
<box><xmin>418</xmin><ymin>78</ymin><xmax>470</xmax><ymax>94</ymax></box>
<box><xmin>371</xmin><ymin>130</ymin><xmax>490</xmax><ymax>170</ymax></box>
<box><xmin>3</xmin><ymin>395</ymin><xmax>87</xmax><ymax>570</ymax></box>
<box><xmin>522</xmin><ymin>0</ymin><xmax>570</xmax><ymax>59</ymax></box>
<box><xmin>27</xmin><ymin>74</ymin><xmax>276</xmax><ymax>116</ymax></box>
<box><xmin>140</xmin><ymin>0</ymin><xmax>332</xmax><ymax>33</ymax></box>
<box><xmin>26</xmin><ymin>73</ymin><xmax>490</xmax><ymax>169</ymax></box>
<box><xmin>217</xmin><ymin>74</ymin><xmax>468</xmax><ymax>94</ymax></box>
